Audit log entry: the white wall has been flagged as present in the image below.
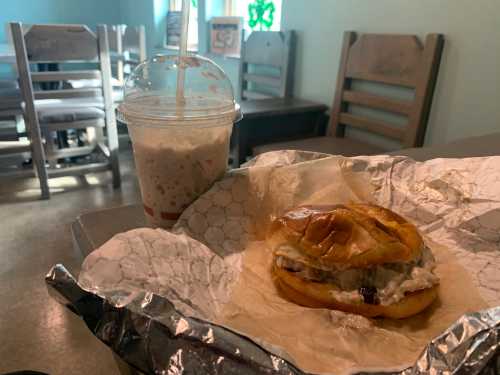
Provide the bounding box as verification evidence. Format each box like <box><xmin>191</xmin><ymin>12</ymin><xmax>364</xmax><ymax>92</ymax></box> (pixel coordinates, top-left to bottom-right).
<box><xmin>282</xmin><ymin>0</ymin><xmax>500</xmax><ymax>145</ymax></box>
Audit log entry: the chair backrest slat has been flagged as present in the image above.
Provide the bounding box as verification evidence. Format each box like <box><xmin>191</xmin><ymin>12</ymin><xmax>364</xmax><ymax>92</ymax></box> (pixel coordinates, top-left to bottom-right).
<box><xmin>342</xmin><ymin>90</ymin><xmax>412</xmax><ymax>115</ymax></box>
<box><xmin>240</xmin><ymin>30</ymin><xmax>296</xmax><ymax>100</ymax></box>
<box><xmin>31</xmin><ymin>70</ymin><xmax>101</xmax><ymax>82</ymax></box>
<box><xmin>243</xmin><ymin>73</ymin><xmax>281</xmax><ymax>88</ymax></box>
<box><xmin>33</xmin><ymin>88</ymin><xmax>102</xmax><ymax>100</ymax></box>
<box><xmin>24</xmin><ymin>24</ymin><xmax>98</xmax><ymax>62</ymax></box>
<box><xmin>329</xmin><ymin>31</ymin><xmax>444</xmax><ymax>148</ymax></box>
<box><xmin>339</xmin><ymin>112</ymin><xmax>405</xmax><ymax>141</ymax></box>
<box><xmin>242</xmin><ymin>90</ymin><xmax>274</xmax><ymax>100</ymax></box>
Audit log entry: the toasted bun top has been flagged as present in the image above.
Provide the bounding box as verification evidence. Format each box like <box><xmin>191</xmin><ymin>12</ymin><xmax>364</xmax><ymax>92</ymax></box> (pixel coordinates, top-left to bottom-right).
<box><xmin>268</xmin><ymin>204</ymin><xmax>423</xmax><ymax>268</ymax></box>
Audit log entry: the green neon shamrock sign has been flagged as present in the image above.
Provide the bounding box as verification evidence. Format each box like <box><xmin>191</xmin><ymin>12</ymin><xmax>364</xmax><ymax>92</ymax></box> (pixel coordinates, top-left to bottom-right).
<box><xmin>248</xmin><ymin>0</ymin><xmax>275</xmax><ymax>31</ymax></box>
<box><xmin>191</xmin><ymin>0</ymin><xmax>197</xmax><ymax>8</ymax></box>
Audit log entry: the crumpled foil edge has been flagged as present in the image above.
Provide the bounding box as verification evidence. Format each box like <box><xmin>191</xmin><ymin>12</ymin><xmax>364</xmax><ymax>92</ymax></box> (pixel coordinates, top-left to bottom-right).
<box><xmin>46</xmin><ymin>264</ymin><xmax>500</xmax><ymax>375</ymax></box>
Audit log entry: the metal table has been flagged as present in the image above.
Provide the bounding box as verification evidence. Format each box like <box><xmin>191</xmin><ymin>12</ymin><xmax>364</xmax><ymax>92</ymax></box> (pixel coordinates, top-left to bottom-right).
<box><xmin>72</xmin><ymin>204</ymin><xmax>146</xmax><ymax>257</ymax></box>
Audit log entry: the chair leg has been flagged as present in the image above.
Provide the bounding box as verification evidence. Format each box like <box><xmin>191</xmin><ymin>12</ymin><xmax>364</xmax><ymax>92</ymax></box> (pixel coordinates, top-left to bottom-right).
<box><xmin>43</xmin><ymin>130</ymin><xmax>58</xmax><ymax>168</ymax></box>
<box><xmin>103</xmin><ymin>119</ymin><xmax>121</xmax><ymax>188</ymax></box>
<box><xmin>110</xmin><ymin>150</ymin><xmax>121</xmax><ymax>188</ymax></box>
<box><xmin>15</xmin><ymin>114</ymin><xmax>23</xmax><ymax>134</ymax></box>
<box><xmin>102</xmin><ymin>121</ymin><xmax>121</xmax><ymax>188</ymax></box>
<box><xmin>22</xmin><ymin>115</ymin><xmax>50</xmax><ymax>199</ymax></box>
<box><xmin>34</xmin><ymin>158</ymin><xmax>50</xmax><ymax>199</ymax></box>
<box><xmin>31</xmin><ymin>131</ymin><xmax>50</xmax><ymax>199</ymax></box>
<box><xmin>97</xmin><ymin>22</ymin><xmax>122</xmax><ymax>190</ymax></box>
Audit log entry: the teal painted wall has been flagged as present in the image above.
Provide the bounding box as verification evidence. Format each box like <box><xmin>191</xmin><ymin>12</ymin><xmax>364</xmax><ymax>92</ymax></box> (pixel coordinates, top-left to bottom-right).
<box><xmin>207</xmin><ymin>55</ymin><xmax>240</xmax><ymax>99</ymax></box>
<box><xmin>0</xmin><ymin>0</ymin><xmax>123</xmax><ymax>76</ymax></box>
<box><xmin>0</xmin><ymin>0</ymin><xmax>122</xmax><ymax>43</ymax></box>
<box><xmin>119</xmin><ymin>0</ymin><xmax>156</xmax><ymax>53</ymax></box>
<box><xmin>281</xmin><ymin>0</ymin><xmax>500</xmax><ymax>145</ymax></box>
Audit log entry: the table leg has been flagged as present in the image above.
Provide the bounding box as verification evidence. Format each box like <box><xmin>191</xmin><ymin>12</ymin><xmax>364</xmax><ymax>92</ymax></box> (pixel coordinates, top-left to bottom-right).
<box><xmin>314</xmin><ymin>112</ymin><xmax>329</xmax><ymax>136</ymax></box>
<box><xmin>232</xmin><ymin>121</ymin><xmax>248</xmax><ymax>168</ymax></box>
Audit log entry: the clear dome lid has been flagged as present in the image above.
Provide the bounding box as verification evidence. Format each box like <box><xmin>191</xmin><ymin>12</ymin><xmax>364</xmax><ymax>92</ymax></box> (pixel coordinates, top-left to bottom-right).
<box><xmin>117</xmin><ymin>54</ymin><xmax>241</xmax><ymax>126</ymax></box>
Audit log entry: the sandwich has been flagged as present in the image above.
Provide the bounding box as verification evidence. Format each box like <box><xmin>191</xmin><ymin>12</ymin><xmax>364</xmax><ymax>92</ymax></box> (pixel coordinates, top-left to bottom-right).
<box><xmin>269</xmin><ymin>204</ymin><xmax>439</xmax><ymax>319</ymax></box>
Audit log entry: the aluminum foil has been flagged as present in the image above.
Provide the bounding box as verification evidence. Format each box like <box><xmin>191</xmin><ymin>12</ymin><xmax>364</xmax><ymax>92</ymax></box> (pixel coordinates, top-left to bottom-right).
<box><xmin>46</xmin><ymin>264</ymin><xmax>303</xmax><ymax>375</ymax></box>
<box><xmin>46</xmin><ymin>264</ymin><xmax>499</xmax><ymax>375</ymax></box>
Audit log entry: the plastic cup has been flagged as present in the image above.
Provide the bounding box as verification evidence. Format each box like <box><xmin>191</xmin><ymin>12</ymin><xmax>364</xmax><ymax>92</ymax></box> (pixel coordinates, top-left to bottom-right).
<box><xmin>118</xmin><ymin>55</ymin><xmax>240</xmax><ymax>228</ymax></box>
<box><xmin>127</xmin><ymin>113</ymin><xmax>233</xmax><ymax>228</ymax></box>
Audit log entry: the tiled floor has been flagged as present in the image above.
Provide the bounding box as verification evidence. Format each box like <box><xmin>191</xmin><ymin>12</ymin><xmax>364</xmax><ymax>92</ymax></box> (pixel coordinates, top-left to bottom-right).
<box><xmin>0</xmin><ymin>150</ymin><xmax>141</xmax><ymax>374</ymax></box>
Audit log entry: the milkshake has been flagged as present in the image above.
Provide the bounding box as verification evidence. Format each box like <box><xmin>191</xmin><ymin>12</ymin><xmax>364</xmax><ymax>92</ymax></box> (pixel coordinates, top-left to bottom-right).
<box><xmin>118</xmin><ymin>55</ymin><xmax>240</xmax><ymax>228</ymax></box>
<box><xmin>129</xmin><ymin>123</ymin><xmax>232</xmax><ymax>227</ymax></box>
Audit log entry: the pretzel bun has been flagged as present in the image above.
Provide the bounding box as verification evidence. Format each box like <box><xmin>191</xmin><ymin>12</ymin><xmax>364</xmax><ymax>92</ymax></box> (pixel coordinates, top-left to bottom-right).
<box><xmin>268</xmin><ymin>204</ymin><xmax>423</xmax><ymax>268</ymax></box>
<box><xmin>269</xmin><ymin>204</ymin><xmax>439</xmax><ymax>318</ymax></box>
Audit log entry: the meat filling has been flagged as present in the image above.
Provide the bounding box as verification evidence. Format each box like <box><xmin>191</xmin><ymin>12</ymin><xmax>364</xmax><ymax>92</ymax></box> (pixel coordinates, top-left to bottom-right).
<box><xmin>275</xmin><ymin>246</ymin><xmax>439</xmax><ymax>306</ymax></box>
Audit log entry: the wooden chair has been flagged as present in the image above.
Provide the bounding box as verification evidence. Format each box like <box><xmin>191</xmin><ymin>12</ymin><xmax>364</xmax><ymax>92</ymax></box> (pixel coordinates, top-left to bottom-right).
<box><xmin>10</xmin><ymin>22</ymin><xmax>121</xmax><ymax>199</ymax></box>
<box><xmin>108</xmin><ymin>25</ymin><xmax>146</xmax><ymax>104</ymax></box>
<box><xmin>0</xmin><ymin>26</ymin><xmax>35</xmax><ymax>170</ymax></box>
<box><xmin>120</xmin><ymin>25</ymin><xmax>146</xmax><ymax>82</ymax></box>
<box><xmin>0</xmin><ymin>80</ymin><xmax>24</xmax><ymax>142</ymax></box>
<box><xmin>0</xmin><ymin>53</ymin><xmax>49</xmax><ymax>197</ymax></box>
<box><xmin>253</xmin><ymin>31</ymin><xmax>444</xmax><ymax>156</ymax></box>
<box><xmin>108</xmin><ymin>25</ymin><xmax>126</xmax><ymax>85</ymax></box>
<box><xmin>230</xmin><ymin>30</ymin><xmax>296</xmax><ymax>165</ymax></box>
<box><xmin>68</xmin><ymin>25</ymin><xmax>146</xmax><ymax>103</ymax></box>
<box><xmin>239</xmin><ymin>30</ymin><xmax>295</xmax><ymax>100</ymax></box>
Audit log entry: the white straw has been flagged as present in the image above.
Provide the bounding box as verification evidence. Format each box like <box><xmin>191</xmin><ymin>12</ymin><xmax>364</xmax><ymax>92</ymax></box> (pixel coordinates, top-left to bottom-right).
<box><xmin>176</xmin><ymin>0</ymin><xmax>190</xmax><ymax>107</ymax></box>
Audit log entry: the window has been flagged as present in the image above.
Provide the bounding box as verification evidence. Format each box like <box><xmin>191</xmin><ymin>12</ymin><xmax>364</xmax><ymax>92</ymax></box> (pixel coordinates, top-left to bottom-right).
<box><xmin>227</xmin><ymin>0</ymin><xmax>282</xmax><ymax>36</ymax></box>
<box><xmin>168</xmin><ymin>0</ymin><xmax>198</xmax><ymax>51</ymax></box>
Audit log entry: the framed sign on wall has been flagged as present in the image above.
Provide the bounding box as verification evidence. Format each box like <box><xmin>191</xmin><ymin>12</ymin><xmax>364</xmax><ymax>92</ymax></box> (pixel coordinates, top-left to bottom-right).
<box><xmin>209</xmin><ymin>17</ymin><xmax>243</xmax><ymax>58</ymax></box>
